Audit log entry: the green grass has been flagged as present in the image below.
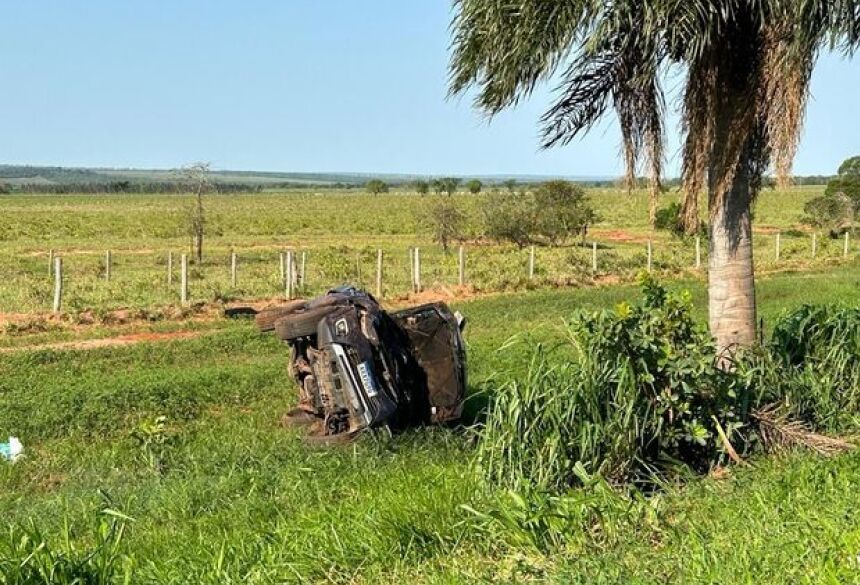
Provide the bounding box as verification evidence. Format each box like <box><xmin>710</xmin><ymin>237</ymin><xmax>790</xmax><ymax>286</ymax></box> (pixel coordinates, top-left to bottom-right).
<box><xmin>1</xmin><ymin>263</ymin><xmax>859</xmax><ymax>582</ymax></box>
<box><xmin>1</xmin><ymin>185</ymin><xmax>848</xmax><ymax>313</ymax></box>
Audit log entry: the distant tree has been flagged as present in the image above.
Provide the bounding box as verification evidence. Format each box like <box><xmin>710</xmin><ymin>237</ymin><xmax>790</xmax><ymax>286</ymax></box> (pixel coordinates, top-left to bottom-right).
<box><xmin>825</xmin><ymin>155</ymin><xmax>860</xmax><ymax>208</ymax></box>
<box><xmin>532</xmin><ymin>180</ymin><xmax>597</xmax><ymax>245</ymax></box>
<box><xmin>437</xmin><ymin>177</ymin><xmax>461</xmax><ymax>196</ymax></box>
<box><xmin>413</xmin><ymin>180</ymin><xmax>429</xmax><ymax>195</ymax></box>
<box><xmin>802</xmin><ymin>193</ymin><xmax>854</xmax><ymax>237</ymax></box>
<box><xmin>838</xmin><ymin>156</ymin><xmax>860</xmax><ymax>177</ymax></box>
<box><xmin>430</xmin><ymin>178</ymin><xmax>444</xmax><ymax>195</ymax></box>
<box><xmin>466</xmin><ymin>179</ymin><xmax>483</xmax><ymax>194</ymax></box>
<box><xmin>483</xmin><ymin>190</ymin><xmax>534</xmax><ymax>248</ymax></box>
<box><xmin>365</xmin><ymin>179</ymin><xmax>389</xmax><ymax>195</ymax></box>
<box><xmin>180</xmin><ymin>162</ymin><xmax>211</xmax><ymax>264</ymax></box>
<box><xmin>502</xmin><ymin>179</ymin><xmax>517</xmax><ymax>193</ymax></box>
<box><xmin>420</xmin><ymin>196</ymin><xmax>466</xmax><ymax>252</ymax></box>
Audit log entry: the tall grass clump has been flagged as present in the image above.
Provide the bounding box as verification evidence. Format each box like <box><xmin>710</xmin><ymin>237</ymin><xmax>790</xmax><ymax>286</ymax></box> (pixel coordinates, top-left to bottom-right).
<box><xmin>478</xmin><ymin>276</ymin><xmax>753</xmax><ymax>492</ymax></box>
<box><xmin>751</xmin><ymin>304</ymin><xmax>860</xmax><ymax>431</ymax></box>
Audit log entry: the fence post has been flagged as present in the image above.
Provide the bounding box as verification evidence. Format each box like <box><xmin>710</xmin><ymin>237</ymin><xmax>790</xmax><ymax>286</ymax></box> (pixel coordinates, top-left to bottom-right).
<box><xmin>105</xmin><ymin>250</ymin><xmax>112</xmax><ymax>281</ymax></box>
<box><xmin>180</xmin><ymin>254</ymin><xmax>189</xmax><ymax>305</ymax></box>
<box><xmin>52</xmin><ymin>257</ymin><xmax>63</xmax><ymax>313</ymax></box>
<box><xmin>230</xmin><ymin>251</ymin><xmax>237</xmax><ymax>287</ymax></box>
<box><xmin>414</xmin><ymin>247</ymin><xmax>421</xmax><ymax>293</ymax></box>
<box><xmin>376</xmin><ymin>249</ymin><xmax>383</xmax><ymax>298</ymax></box>
<box><xmin>409</xmin><ymin>248</ymin><xmax>416</xmax><ymax>291</ymax></box>
<box><xmin>458</xmin><ymin>245</ymin><xmax>465</xmax><ymax>286</ymax></box>
<box><xmin>286</xmin><ymin>251</ymin><xmax>294</xmax><ymax>299</ymax></box>
<box><xmin>775</xmin><ymin>232</ymin><xmax>781</xmax><ymax>261</ymax></box>
<box><xmin>647</xmin><ymin>240</ymin><xmax>653</xmax><ymax>273</ymax></box>
<box><xmin>48</xmin><ymin>249</ymin><xmax>54</xmax><ymax>276</ymax></box>
<box><xmin>695</xmin><ymin>236</ymin><xmax>701</xmax><ymax>269</ymax></box>
<box><xmin>167</xmin><ymin>251</ymin><xmax>174</xmax><ymax>285</ymax></box>
<box><xmin>300</xmin><ymin>251</ymin><xmax>307</xmax><ymax>288</ymax></box>
<box><xmin>812</xmin><ymin>232</ymin><xmax>817</xmax><ymax>258</ymax></box>
<box><xmin>592</xmin><ymin>241</ymin><xmax>598</xmax><ymax>275</ymax></box>
<box><xmin>528</xmin><ymin>246</ymin><xmax>535</xmax><ymax>280</ymax></box>
<box><xmin>845</xmin><ymin>231</ymin><xmax>851</xmax><ymax>257</ymax></box>
<box><xmin>279</xmin><ymin>252</ymin><xmax>286</xmax><ymax>284</ymax></box>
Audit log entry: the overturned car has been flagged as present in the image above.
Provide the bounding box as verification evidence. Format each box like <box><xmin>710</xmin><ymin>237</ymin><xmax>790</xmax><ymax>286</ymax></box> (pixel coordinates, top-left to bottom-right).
<box><xmin>254</xmin><ymin>286</ymin><xmax>466</xmax><ymax>440</ymax></box>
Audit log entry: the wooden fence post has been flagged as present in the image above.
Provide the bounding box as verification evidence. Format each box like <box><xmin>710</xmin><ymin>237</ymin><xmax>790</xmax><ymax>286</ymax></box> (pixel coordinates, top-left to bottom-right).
<box><xmin>180</xmin><ymin>254</ymin><xmax>189</xmax><ymax>305</ymax></box>
<box><xmin>647</xmin><ymin>240</ymin><xmax>653</xmax><ymax>273</ymax></box>
<box><xmin>458</xmin><ymin>245</ymin><xmax>465</xmax><ymax>286</ymax></box>
<box><xmin>230</xmin><ymin>251</ymin><xmax>237</xmax><ymax>287</ymax></box>
<box><xmin>105</xmin><ymin>250</ymin><xmax>112</xmax><ymax>281</ymax></box>
<box><xmin>52</xmin><ymin>257</ymin><xmax>63</xmax><ymax>313</ymax></box>
<box><xmin>845</xmin><ymin>231</ymin><xmax>851</xmax><ymax>257</ymax></box>
<box><xmin>285</xmin><ymin>251</ymin><xmax>294</xmax><ymax>299</ymax></box>
<box><xmin>300</xmin><ymin>251</ymin><xmax>307</xmax><ymax>288</ymax></box>
<box><xmin>376</xmin><ymin>249</ymin><xmax>383</xmax><ymax>298</ymax></box>
<box><xmin>775</xmin><ymin>232</ymin><xmax>781</xmax><ymax>261</ymax></box>
<box><xmin>48</xmin><ymin>249</ymin><xmax>54</xmax><ymax>276</ymax></box>
<box><xmin>812</xmin><ymin>232</ymin><xmax>817</xmax><ymax>258</ymax></box>
<box><xmin>279</xmin><ymin>252</ymin><xmax>286</xmax><ymax>284</ymax></box>
<box><xmin>409</xmin><ymin>248</ymin><xmax>416</xmax><ymax>291</ymax></box>
<box><xmin>167</xmin><ymin>251</ymin><xmax>174</xmax><ymax>285</ymax></box>
<box><xmin>592</xmin><ymin>241</ymin><xmax>598</xmax><ymax>275</ymax></box>
<box><xmin>528</xmin><ymin>246</ymin><xmax>535</xmax><ymax>280</ymax></box>
<box><xmin>414</xmin><ymin>247</ymin><xmax>421</xmax><ymax>293</ymax></box>
<box><xmin>695</xmin><ymin>236</ymin><xmax>701</xmax><ymax>269</ymax></box>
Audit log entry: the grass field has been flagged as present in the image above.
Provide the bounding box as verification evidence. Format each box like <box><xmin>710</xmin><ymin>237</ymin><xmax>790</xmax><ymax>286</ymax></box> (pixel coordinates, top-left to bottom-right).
<box><xmin>0</xmin><ymin>185</ymin><xmax>850</xmax><ymax>314</ymax></box>
<box><xmin>2</xmin><ymin>262</ymin><xmax>860</xmax><ymax>582</ymax></box>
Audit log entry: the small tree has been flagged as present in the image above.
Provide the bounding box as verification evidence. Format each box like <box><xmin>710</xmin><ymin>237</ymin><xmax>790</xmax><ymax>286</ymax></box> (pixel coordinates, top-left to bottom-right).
<box><xmin>365</xmin><ymin>179</ymin><xmax>389</xmax><ymax>195</ymax></box>
<box><xmin>825</xmin><ymin>155</ymin><xmax>860</xmax><ymax>209</ymax></box>
<box><xmin>413</xmin><ymin>180</ymin><xmax>429</xmax><ymax>195</ymax></box>
<box><xmin>532</xmin><ymin>180</ymin><xmax>597</xmax><ymax>245</ymax></box>
<box><xmin>802</xmin><ymin>194</ymin><xmax>854</xmax><ymax>237</ymax></box>
<box><xmin>438</xmin><ymin>177</ymin><xmax>461</xmax><ymax>196</ymax></box>
<box><xmin>181</xmin><ymin>162</ymin><xmax>211</xmax><ymax>265</ymax></box>
<box><xmin>420</xmin><ymin>196</ymin><xmax>466</xmax><ymax>252</ymax></box>
<box><xmin>483</xmin><ymin>191</ymin><xmax>534</xmax><ymax>248</ymax></box>
<box><xmin>502</xmin><ymin>179</ymin><xmax>517</xmax><ymax>193</ymax></box>
<box><xmin>430</xmin><ymin>178</ymin><xmax>444</xmax><ymax>195</ymax></box>
<box><xmin>466</xmin><ymin>179</ymin><xmax>483</xmax><ymax>194</ymax></box>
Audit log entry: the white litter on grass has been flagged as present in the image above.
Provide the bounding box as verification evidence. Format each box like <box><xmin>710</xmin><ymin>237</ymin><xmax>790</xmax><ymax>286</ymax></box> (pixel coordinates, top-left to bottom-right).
<box><xmin>0</xmin><ymin>437</ymin><xmax>23</xmax><ymax>462</ymax></box>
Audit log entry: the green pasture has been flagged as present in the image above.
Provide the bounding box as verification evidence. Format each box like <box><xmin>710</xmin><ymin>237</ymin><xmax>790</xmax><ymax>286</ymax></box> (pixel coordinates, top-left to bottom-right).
<box><xmin>1</xmin><ymin>263</ymin><xmax>859</xmax><ymax>582</ymax></box>
<box><xmin>0</xmin><ymin>185</ymin><xmax>850</xmax><ymax>314</ymax></box>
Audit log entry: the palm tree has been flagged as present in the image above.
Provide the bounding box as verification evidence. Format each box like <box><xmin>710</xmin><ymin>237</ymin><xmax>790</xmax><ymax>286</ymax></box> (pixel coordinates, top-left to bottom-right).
<box><xmin>448</xmin><ymin>0</ymin><xmax>858</xmax><ymax>352</ymax></box>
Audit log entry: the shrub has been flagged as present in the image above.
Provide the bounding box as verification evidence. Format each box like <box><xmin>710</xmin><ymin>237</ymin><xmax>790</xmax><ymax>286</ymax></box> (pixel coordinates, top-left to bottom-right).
<box><xmin>418</xmin><ymin>196</ymin><xmax>466</xmax><ymax>251</ymax></box>
<box><xmin>532</xmin><ymin>181</ymin><xmax>597</xmax><ymax>245</ymax></box>
<box><xmin>482</xmin><ymin>191</ymin><xmax>535</xmax><ymax>248</ymax></box>
<box><xmin>466</xmin><ymin>179</ymin><xmax>483</xmax><ymax>194</ymax></box>
<box><xmin>477</xmin><ymin>277</ymin><xmax>751</xmax><ymax>492</ymax></box>
<box><xmin>801</xmin><ymin>194</ymin><xmax>853</xmax><ymax>236</ymax></box>
<box><xmin>365</xmin><ymin>179</ymin><xmax>389</xmax><ymax>195</ymax></box>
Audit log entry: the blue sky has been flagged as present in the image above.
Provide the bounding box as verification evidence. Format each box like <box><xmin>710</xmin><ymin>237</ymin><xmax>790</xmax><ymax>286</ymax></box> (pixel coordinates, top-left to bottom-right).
<box><xmin>1</xmin><ymin>1</ymin><xmax>857</xmax><ymax>177</ymax></box>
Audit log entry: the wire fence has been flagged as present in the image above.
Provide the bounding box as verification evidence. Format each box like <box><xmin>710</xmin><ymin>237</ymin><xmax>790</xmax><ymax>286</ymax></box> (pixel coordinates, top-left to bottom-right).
<box><xmin>2</xmin><ymin>231</ymin><xmax>854</xmax><ymax>315</ymax></box>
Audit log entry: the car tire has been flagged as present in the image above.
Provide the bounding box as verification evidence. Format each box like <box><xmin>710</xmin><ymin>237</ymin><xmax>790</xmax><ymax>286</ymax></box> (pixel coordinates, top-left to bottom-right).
<box><xmin>274</xmin><ymin>306</ymin><xmax>338</xmax><ymax>340</ymax></box>
<box><xmin>255</xmin><ymin>300</ymin><xmax>308</xmax><ymax>332</ymax></box>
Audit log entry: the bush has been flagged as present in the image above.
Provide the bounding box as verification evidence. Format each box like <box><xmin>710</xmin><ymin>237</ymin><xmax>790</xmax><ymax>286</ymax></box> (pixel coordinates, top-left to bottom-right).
<box><xmin>418</xmin><ymin>196</ymin><xmax>466</xmax><ymax>251</ymax></box>
<box><xmin>482</xmin><ymin>191</ymin><xmax>534</xmax><ymax>248</ymax></box>
<box><xmin>365</xmin><ymin>179</ymin><xmax>389</xmax><ymax>195</ymax></box>
<box><xmin>482</xmin><ymin>181</ymin><xmax>597</xmax><ymax>247</ymax></box>
<box><xmin>532</xmin><ymin>181</ymin><xmax>597</xmax><ymax>245</ymax></box>
<box><xmin>477</xmin><ymin>277</ymin><xmax>751</xmax><ymax>492</ymax></box>
<box><xmin>466</xmin><ymin>179</ymin><xmax>483</xmax><ymax>194</ymax></box>
<box><xmin>801</xmin><ymin>194</ymin><xmax>853</xmax><ymax>236</ymax></box>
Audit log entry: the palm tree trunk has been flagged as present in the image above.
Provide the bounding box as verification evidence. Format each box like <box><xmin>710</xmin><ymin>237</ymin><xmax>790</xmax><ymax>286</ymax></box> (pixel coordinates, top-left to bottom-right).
<box><xmin>708</xmin><ymin>167</ymin><xmax>757</xmax><ymax>354</ymax></box>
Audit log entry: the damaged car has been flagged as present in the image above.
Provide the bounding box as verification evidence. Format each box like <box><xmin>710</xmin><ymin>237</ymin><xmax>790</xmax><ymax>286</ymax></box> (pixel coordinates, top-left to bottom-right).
<box><xmin>252</xmin><ymin>286</ymin><xmax>466</xmax><ymax>440</ymax></box>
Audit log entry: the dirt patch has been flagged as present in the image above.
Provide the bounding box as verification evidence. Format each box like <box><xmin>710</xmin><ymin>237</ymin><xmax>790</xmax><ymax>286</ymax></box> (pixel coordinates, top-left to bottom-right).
<box><xmin>592</xmin><ymin>229</ymin><xmax>652</xmax><ymax>244</ymax></box>
<box><xmin>0</xmin><ymin>330</ymin><xmax>205</xmax><ymax>353</ymax></box>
